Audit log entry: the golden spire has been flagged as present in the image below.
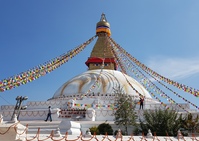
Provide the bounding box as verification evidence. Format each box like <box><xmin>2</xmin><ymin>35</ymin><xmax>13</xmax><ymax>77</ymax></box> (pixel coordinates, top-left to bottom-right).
<box><xmin>96</xmin><ymin>13</ymin><xmax>111</xmax><ymax>36</ymax></box>
<box><xmin>85</xmin><ymin>13</ymin><xmax>116</xmax><ymax>70</ymax></box>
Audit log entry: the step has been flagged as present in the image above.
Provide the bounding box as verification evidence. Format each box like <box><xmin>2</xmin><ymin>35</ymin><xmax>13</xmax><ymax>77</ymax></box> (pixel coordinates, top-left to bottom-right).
<box><xmin>20</xmin><ymin>120</ymin><xmax>61</xmax><ymax>134</ymax></box>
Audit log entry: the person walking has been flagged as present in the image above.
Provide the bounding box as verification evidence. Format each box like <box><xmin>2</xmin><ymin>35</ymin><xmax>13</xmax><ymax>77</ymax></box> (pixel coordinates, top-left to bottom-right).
<box><xmin>45</xmin><ymin>106</ymin><xmax>52</xmax><ymax>122</ymax></box>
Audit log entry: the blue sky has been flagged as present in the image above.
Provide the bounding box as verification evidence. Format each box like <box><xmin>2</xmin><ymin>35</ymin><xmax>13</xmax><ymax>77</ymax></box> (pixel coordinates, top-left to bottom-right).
<box><xmin>0</xmin><ymin>1</ymin><xmax>199</xmax><ymax>110</ymax></box>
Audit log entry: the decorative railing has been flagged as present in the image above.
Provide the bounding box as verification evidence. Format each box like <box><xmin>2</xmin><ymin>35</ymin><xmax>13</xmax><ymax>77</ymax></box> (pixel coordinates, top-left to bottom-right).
<box><xmin>1</xmin><ymin>122</ymin><xmax>199</xmax><ymax>141</ymax></box>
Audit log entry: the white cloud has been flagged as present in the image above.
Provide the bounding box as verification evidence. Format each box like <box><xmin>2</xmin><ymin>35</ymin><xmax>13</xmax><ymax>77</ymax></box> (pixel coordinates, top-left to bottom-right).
<box><xmin>146</xmin><ymin>56</ymin><xmax>199</xmax><ymax>80</ymax></box>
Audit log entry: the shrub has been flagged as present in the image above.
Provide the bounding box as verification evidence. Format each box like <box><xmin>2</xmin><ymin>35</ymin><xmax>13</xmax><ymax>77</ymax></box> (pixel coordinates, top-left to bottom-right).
<box><xmin>139</xmin><ymin>109</ymin><xmax>183</xmax><ymax>136</ymax></box>
<box><xmin>98</xmin><ymin>123</ymin><xmax>113</xmax><ymax>135</ymax></box>
<box><xmin>89</xmin><ymin>126</ymin><xmax>99</xmax><ymax>135</ymax></box>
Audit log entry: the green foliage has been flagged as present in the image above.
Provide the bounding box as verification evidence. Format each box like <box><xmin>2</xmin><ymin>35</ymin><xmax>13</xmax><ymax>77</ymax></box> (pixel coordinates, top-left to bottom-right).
<box><xmin>133</xmin><ymin>124</ymin><xmax>141</xmax><ymax>135</ymax></box>
<box><xmin>89</xmin><ymin>126</ymin><xmax>99</xmax><ymax>135</ymax></box>
<box><xmin>114</xmin><ymin>86</ymin><xmax>137</xmax><ymax>135</ymax></box>
<box><xmin>98</xmin><ymin>123</ymin><xmax>113</xmax><ymax>135</ymax></box>
<box><xmin>139</xmin><ymin>109</ymin><xmax>183</xmax><ymax>136</ymax></box>
<box><xmin>181</xmin><ymin>113</ymin><xmax>199</xmax><ymax>133</ymax></box>
<box><xmin>89</xmin><ymin>123</ymin><xmax>113</xmax><ymax>135</ymax></box>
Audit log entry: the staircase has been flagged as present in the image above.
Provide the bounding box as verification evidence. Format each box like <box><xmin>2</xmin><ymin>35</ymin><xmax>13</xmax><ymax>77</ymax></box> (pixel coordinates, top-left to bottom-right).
<box><xmin>20</xmin><ymin>120</ymin><xmax>62</xmax><ymax>135</ymax></box>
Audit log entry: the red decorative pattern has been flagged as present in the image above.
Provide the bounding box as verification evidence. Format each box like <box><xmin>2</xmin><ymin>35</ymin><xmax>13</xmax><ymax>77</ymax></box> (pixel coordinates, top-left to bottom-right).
<box><xmin>85</xmin><ymin>57</ymin><xmax>117</xmax><ymax>69</ymax></box>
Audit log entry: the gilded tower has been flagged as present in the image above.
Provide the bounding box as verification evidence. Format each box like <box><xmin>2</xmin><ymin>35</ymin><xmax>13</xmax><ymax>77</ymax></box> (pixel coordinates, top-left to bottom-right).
<box><xmin>85</xmin><ymin>13</ymin><xmax>117</xmax><ymax>70</ymax></box>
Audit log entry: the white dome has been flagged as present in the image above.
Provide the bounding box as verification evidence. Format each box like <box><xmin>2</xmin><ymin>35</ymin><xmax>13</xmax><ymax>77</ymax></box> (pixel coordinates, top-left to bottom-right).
<box><xmin>52</xmin><ymin>69</ymin><xmax>152</xmax><ymax>99</ymax></box>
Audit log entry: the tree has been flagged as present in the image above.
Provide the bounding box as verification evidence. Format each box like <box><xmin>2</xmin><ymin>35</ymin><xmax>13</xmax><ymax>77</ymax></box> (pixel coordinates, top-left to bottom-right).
<box><xmin>139</xmin><ymin>108</ymin><xmax>183</xmax><ymax>136</ymax></box>
<box><xmin>114</xmin><ymin>86</ymin><xmax>137</xmax><ymax>135</ymax></box>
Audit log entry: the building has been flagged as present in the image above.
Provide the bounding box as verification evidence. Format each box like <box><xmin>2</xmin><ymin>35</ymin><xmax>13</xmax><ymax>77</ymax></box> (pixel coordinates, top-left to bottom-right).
<box><xmin>0</xmin><ymin>14</ymin><xmax>198</xmax><ymax>135</ymax></box>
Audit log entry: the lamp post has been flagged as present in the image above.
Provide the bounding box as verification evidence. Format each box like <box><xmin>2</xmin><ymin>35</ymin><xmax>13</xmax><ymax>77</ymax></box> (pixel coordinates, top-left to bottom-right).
<box><xmin>11</xmin><ymin>96</ymin><xmax>28</xmax><ymax>121</ymax></box>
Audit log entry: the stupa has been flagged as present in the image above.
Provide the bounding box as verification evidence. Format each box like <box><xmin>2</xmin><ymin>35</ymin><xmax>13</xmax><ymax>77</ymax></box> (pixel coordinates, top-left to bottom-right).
<box><xmin>46</xmin><ymin>13</ymin><xmax>159</xmax><ymax>121</ymax></box>
<box><xmin>0</xmin><ymin>14</ymin><xmax>197</xmax><ymax>124</ymax></box>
